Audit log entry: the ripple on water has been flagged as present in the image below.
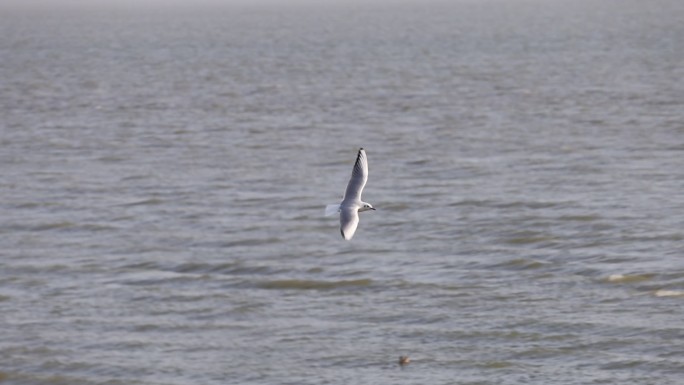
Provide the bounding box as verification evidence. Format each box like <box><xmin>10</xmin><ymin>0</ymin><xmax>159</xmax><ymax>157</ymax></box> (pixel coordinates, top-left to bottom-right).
<box><xmin>653</xmin><ymin>290</ymin><xmax>684</xmax><ymax>297</ymax></box>
<box><xmin>605</xmin><ymin>274</ymin><xmax>655</xmax><ymax>284</ymax></box>
<box><xmin>120</xmin><ymin>198</ymin><xmax>164</xmax><ymax>207</ymax></box>
<box><xmin>257</xmin><ymin>278</ymin><xmax>373</xmax><ymax>291</ymax></box>
<box><xmin>504</xmin><ymin>232</ymin><xmax>557</xmax><ymax>246</ymax></box>
<box><xmin>491</xmin><ymin>258</ymin><xmax>551</xmax><ymax>271</ymax></box>
<box><xmin>121</xmin><ymin>260</ymin><xmax>290</xmax><ymax>277</ymax></box>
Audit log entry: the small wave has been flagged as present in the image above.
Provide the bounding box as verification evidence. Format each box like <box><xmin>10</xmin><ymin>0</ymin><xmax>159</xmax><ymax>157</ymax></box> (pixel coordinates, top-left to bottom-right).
<box><xmin>121</xmin><ymin>198</ymin><xmax>164</xmax><ymax>207</ymax></box>
<box><xmin>478</xmin><ymin>360</ymin><xmax>516</xmax><ymax>369</ymax></box>
<box><xmin>171</xmin><ymin>262</ymin><xmax>229</xmax><ymax>274</ymax></box>
<box><xmin>452</xmin><ymin>200</ymin><xmax>567</xmax><ymax>209</ymax></box>
<box><xmin>449</xmin><ymin>198</ymin><xmax>559</xmax><ymax>208</ymax></box>
<box><xmin>380</xmin><ymin>203</ymin><xmax>410</xmax><ymax>211</ymax></box>
<box><xmin>121</xmin><ymin>273</ymin><xmax>202</xmax><ymax>287</ymax></box>
<box><xmin>448</xmin><ymin>199</ymin><xmax>493</xmax><ymax>207</ymax></box>
<box><xmin>495</xmin><ymin>258</ymin><xmax>547</xmax><ymax>270</ymax></box>
<box><xmin>257</xmin><ymin>278</ymin><xmax>372</xmax><ymax>290</ymax></box>
<box><xmin>14</xmin><ymin>201</ymin><xmax>58</xmax><ymax>209</ymax></box>
<box><xmin>5</xmin><ymin>221</ymin><xmax>117</xmax><ymax>233</ymax></box>
<box><xmin>606</xmin><ymin>274</ymin><xmax>654</xmax><ymax>284</ymax></box>
<box><xmin>505</xmin><ymin>233</ymin><xmax>556</xmax><ymax>245</ymax></box>
<box><xmin>122</xmin><ymin>260</ymin><xmax>289</xmax><ymax>278</ymax></box>
<box><xmin>76</xmin><ymin>223</ymin><xmax>118</xmax><ymax>232</ymax></box>
<box><xmin>33</xmin><ymin>221</ymin><xmax>76</xmax><ymax>231</ymax></box>
<box><xmin>558</xmin><ymin>214</ymin><xmax>601</xmax><ymax>221</ymax></box>
<box><xmin>654</xmin><ymin>290</ymin><xmax>684</xmax><ymax>297</ymax></box>
<box><xmin>219</xmin><ymin>238</ymin><xmax>282</xmax><ymax>247</ymax></box>
<box><xmin>173</xmin><ymin>262</ymin><xmax>283</xmax><ymax>276</ymax></box>
<box><xmin>96</xmin><ymin>155</ymin><xmax>126</xmax><ymax>163</ymax></box>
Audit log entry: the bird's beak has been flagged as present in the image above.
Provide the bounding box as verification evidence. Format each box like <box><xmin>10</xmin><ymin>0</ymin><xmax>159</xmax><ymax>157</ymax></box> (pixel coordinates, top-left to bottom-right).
<box><xmin>371</xmin><ymin>208</ymin><xmax>376</xmax><ymax>210</ymax></box>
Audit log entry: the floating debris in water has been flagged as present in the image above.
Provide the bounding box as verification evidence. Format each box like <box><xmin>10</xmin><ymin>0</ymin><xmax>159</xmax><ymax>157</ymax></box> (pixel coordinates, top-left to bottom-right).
<box><xmin>399</xmin><ymin>356</ymin><xmax>410</xmax><ymax>367</ymax></box>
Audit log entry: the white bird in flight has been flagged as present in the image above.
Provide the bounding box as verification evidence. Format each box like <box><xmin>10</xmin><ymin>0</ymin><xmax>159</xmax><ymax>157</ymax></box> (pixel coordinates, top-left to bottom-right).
<box><xmin>325</xmin><ymin>148</ymin><xmax>375</xmax><ymax>240</ymax></box>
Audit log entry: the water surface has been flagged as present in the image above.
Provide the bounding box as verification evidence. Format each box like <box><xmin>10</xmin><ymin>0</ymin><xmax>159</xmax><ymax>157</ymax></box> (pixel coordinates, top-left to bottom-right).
<box><xmin>1</xmin><ymin>1</ymin><xmax>684</xmax><ymax>384</ymax></box>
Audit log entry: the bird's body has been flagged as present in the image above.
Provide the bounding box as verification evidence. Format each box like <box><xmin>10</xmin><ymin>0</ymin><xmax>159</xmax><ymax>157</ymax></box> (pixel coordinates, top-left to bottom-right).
<box><xmin>325</xmin><ymin>148</ymin><xmax>375</xmax><ymax>240</ymax></box>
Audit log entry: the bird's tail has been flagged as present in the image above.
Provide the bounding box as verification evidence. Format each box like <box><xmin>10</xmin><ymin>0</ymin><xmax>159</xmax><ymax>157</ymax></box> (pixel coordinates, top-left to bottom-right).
<box><xmin>324</xmin><ymin>204</ymin><xmax>341</xmax><ymax>216</ymax></box>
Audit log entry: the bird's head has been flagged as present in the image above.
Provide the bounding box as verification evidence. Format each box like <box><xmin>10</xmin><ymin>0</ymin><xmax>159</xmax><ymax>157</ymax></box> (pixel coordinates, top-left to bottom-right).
<box><xmin>359</xmin><ymin>203</ymin><xmax>376</xmax><ymax>212</ymax></box>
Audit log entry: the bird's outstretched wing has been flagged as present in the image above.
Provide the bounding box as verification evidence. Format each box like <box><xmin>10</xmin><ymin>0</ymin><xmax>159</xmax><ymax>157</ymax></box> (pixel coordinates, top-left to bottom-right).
<box><xmin>340</xmin><ymin>207</ymin><xmax>360</xmax><ymax>240</ymax></box>
<box><xmin>343</xmin><ymin>148</ymin><xmax>368</xmax><ymax>203</ymax></box>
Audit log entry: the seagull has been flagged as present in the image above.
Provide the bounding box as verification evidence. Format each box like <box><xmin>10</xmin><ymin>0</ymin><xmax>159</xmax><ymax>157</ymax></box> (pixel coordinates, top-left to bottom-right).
<box><xmin>325</xmin><ymin>148</ymin><xmax>375</xmax><ymax>240</ymax></box>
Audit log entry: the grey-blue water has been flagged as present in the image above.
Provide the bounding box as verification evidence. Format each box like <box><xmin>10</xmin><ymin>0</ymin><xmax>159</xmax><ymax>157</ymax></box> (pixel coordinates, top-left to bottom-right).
<box><xmin>2</xmin><ymin>1</ymin><xmax>684</xmax><ymax>384</ymax></box>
